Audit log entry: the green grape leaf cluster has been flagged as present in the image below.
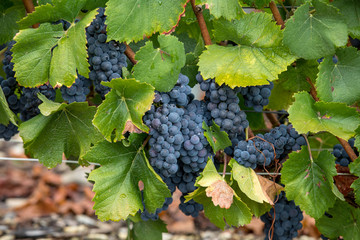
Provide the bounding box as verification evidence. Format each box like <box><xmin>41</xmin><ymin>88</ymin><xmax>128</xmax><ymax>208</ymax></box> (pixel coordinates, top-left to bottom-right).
<box><xmin>86</xmin><ymin>139</ymin><xmax>171</xmax><ymax>221</ymax></box>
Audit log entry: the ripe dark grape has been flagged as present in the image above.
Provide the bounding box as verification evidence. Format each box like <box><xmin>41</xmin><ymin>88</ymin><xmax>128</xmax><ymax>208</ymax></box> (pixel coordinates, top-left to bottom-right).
<box><xmin>179</xmin><ymin>196</ymin><xmax>203</xmax><ymax>217</ymax></box>
<box><xmin>20</xmin><ymin>85</ymin><xmax>56</xmax><ymax>121</ymax></box>
<box><xmin>155</xmin><ymin>73</ymin><xmax>194</xmax><ymax>107</ymax></box>
<box><xmin>261</xmin><ymin>192</ymin><xmax>303</xmax><ymax>240</ymax></box>
<box><xmin>143</xmin><ymin>104</ymin><xmax>185</xmax><ymax>178</ymax></box>
<box><xmin>0</xmin><ymin>123</ymin><xmax>18</xmax><ymax>141</ymax></box>
<box><xmin>234</xmin><ymin>137</ymin><xmax>275</xmax><ymax>169</ymax></box>
<box><xmin>239</xmin><ymin>81</ymin><xmax>274</xmax><ymax>112</ymax></box>
<box><xmin>0</xmin><ymin>76</ymin><xmax>22</xmax><ymax>114</ymax></box>
<box><xmin>180</xmin><ymin>100</ymin><xmax>212</xmax><ymax>174</ymax></box>
<box><xmin>2</xmin><ymin>41</ymin><xmax>15</xmax><ymax>78</ymax></box>
<box><xmin>196</xmin><ymin>73</ymin><xmax>248</xmax><ymax>140</ymax></box>
<box><xmin>332</xmin><ymin>138</ymin><xmax>358</xmax><ymax>167</ymax></box>
<box><xmin>60</xmin><ymin>75</ymin><xmax>92</xmax><ymax>103</ymax></box>
<box><xmin>86</xmin><ymin>8</ymin><xmax>127</xmax><ymax>98</ymax></box>
<box><xmin>234</xmin><ymin>124</ymin><xmax>306</xmax><ymax>169</ymax></box>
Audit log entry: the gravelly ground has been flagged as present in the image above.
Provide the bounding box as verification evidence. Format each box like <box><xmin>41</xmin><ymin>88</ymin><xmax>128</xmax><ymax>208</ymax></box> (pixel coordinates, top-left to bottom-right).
<box><xmin>0</xmin><ymin>138</ymin><xmax>320</xmax><ymax>240</ymax></box>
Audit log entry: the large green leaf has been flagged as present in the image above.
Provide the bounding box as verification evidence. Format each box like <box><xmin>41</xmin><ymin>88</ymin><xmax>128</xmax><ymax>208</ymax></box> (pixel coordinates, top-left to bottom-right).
<box><xmin>133</xmin><ymin>35</ymin><xmax>186</xmax><ymax>92</ymax></box>
<box><xmin>283</xmin><ymin>0</ymin><xmax>348</xmax><ymax>60</ymax></box>
<box><xmin>131</xmin><ymin>219</ymin><xmax>167</xmax><ymax>240</ymax></box>
<box><xmin>186</xmin><ymin>187</ymin><xmax>252</xmax><ymax>229</ymax></box>
<box><xmin>0</xmin><ymin>86</ymin><xmax>17</xmax><ymax>126</ymax></box>
<box><xmin>229</xmin><ymin>159</ymin><xmax>270</xmax><ymax>204</ymax></box>
<box><xmin>18</xmin><ymin>0</ymin><xmax>87</xmax><ymax>28</ymax></box>
<box><xmin>281</xmin><ymin>147</ymin><xmax>339</xmax><ymax>219</ymax></box>
<box><xmin>267</xmin><ymin>59</ymin><xmax>317</xmax><ymax>110</ymax></box>
<box><xmin>316</xmin><ymin>200</ymin><xmax>360</xmax><ymax>239</ymax></box>
<box><xmin>197</xmin><ymin>0</ymin><xmax>245</xmax><ymax>20</ymax></box>
<box><xmin>93</xmin><ymin>78</ymin><xmax>154</xmax><ymax>142</ymax></box>
<box><xmin>349</xmin><ymin>157</ymin><xmax>360</xmax><ymax>205</ymax></box>
<box><xmin>198</xmin><ymin>13</ymin><xmax>296</xmax><ymax>88</ymax></box>
<box><xmin>331</xmin><ymin>0</ymin><xmax>360</xmax><ymax>38</ymax></box>
<box><xmin>195</xmin><ymin>158</ymin><xmax>223</xmax><ymax>187</ymax></box>
<box><xmin>86</xmin><ymin>140</ymin><xmax>171</xmax><ymax>221</ymax></box>
<box><xmin>202</xmin><ymin>121</ymin><xmax>231</xmax><ymax>153</ymax></box>
<box><xmin>19</xmin><ymin>95</ymin><xmax>103</xmax><ymax>168</ymax></box>
<box><xmin>105</xmin><ymin>0</ymin><xmax>187</xmax><ymax>42</ymax></box>
<box><xmin>316</xmin><ymin>47</ymin><xmax>360</xmax><ymax>105</ymax></box>
<box><xmin>288</xmin><ymin>92</ymin><xmax>360</xmax><ymax>140</ymax></box>
<box><xmin>0</xmin><ymin>5</ymin><xmax>25</xmax><ymax>45</ymax></box>
<box><xmin>12</xmin><ymin>10</ymin><xmax>97</xmax><ymax>87</ymax></box>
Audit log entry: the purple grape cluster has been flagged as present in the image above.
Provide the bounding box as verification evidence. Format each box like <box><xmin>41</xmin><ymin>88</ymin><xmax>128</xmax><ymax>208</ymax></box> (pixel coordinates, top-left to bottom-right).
<box><xmin>86</xmin><ymin>8</ymin><xmax>127</xmax><ymax>98</ymax></box>
<box><xmin>239</xmin><ymin>81</ymin><xmax>274</xmax><ymax>112</ymax></box>
<box><xmin>332</xmin><ymin>138</ymin><xmax>358</xmax><ymax>167</ymax></box>
<box><xmin>261</xmin><ymin>192</ymin><xmax>303</xmax><ymax>240</ymax></box>
<box><xmin>60</xmin><ymin>75</ymin><xmax>92</xmax><ymax>103</ymax></box>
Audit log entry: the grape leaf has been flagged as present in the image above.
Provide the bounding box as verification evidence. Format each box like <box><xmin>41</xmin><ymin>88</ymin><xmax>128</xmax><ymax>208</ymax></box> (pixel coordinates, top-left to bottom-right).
<box><xmin>131</xmin><ymin>219</ymin><xmax>167</xmax><ymax>240</ymax></box>
<box><xmin>0</xmin><ymin>86</ymin><xmax>17</xmax><ymax>126</ymax></box>
<box><xmin>316</xmin><ymin>47</ymin><xmax>360</xmax><ymax>105</ymax></box>
<box><xmin>283</xmin><ymin>0</ymin><xmax>348</xmax><ymax>60</ymax></box>
<box><xmin>197</xmin><ymin>0</ymin><xmax>245</xmax><ymax>20</ymax></box>
<box><xmin>186</xmin><ymin>187</ymin><xmax>252</xmax><ymax>229</ymax></box>
<box><xmin>18</xmin><ymin>0</ymin><xmax>87</xmax><ymax>28</ymax></box>
<box><xmin>93</xmin><ymin>78</ymin><xmax>154</xmax><ymax>142</ymax></box>
<box><xmin>198</xmin><ymin>13</ymin><xmax>296</xmax><ymax>88</ymax></box>
<box><xmin>105</xmin><ymin>0</ymin><xmax>187</xmax><ymax>42</ymax></box>
<box><xmin>281</xmin><ymin>147</ymin><xmax>339</xmax><ymax>219</ymax></box>
<box><xmin>0</xmin><ymin>0</ymin><xmax>14</xmax><ymax>12</ymax></box>
<box><xmin>349</xmin><ymin>157</ymin><xmax>360</xmax><ymax>205</ymax></box>
<box><xmin>241</xmin><ymin>0</ymin><xmax>272</xmax><ymax>8</ymax></box>
<box><xmin>316</xmin><ymin>200</ymin><xmax>360</xmax><ymax>239</ymax></box>
<box><xmin>232</xmin><ymin>183</ymin><xmax>271</xmax><ymax>217</ymax></box>
<box><xmin>19</xmin><ymin>95</ymin><xmax>103</xmax><ymax>168</ymax></box>
<box><xmin>331</xmin><ymin>0</ymin><xmax>360</xmax><ymax>38</ymax></box>
<box><xmin>176</xmin><ymin>4</ymin><xmax>214</xmax><ymax>41</ymax></box>
<box><xmin>205</xmin><ymin>179</ymin><xmax>234</xmax><ymax>209</ymax></box>
<box><xmin>195</xmin><ymin>158</ymin><xmax>223</xmax><ymax>187</ymax></box>
<box><xmin>202</xmin><ymin>121</ymin><xmax>231</xmax><ymax>152</ymax></box>
<box><xmin>83</xmin><ymin>0</ymin><xmax>108</xmax><ymax>10</ymax></box>
<box><xmin>85</xmin><ymin>140</ymin><xmax>171</xmax><ymax>221</ymax></box>
<box><xmin>133</xmin><ymin>35</ymin><xmax>186</xmax><ymax>92</ymax></box>
<box><xmin>0</xmin><ymin>5</ymin><xmax>25</xmax><ymax>45</ymax></box>
<box><xmin>229</xmin><ymin>159</ymin><xmax>270</xmax><ymax>204</ymax></box>
<box><xmin>267</xmin><ymin>59</ymin><xmax>317</xmax><ymax>110</ymax></box>
<box><xmin>288</xmin><ymin>92</ymin><xmax>360</xmax><ymax>140</ymax></box>
<box><xmin>12</xmin><ymin>10</ymin><xmax>97</xmax><ymax>87</ymax></box>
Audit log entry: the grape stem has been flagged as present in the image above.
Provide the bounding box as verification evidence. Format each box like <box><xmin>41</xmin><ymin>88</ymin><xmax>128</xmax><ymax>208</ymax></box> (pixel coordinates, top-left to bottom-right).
<box><xmin>269</xmin><ymin>1</ymin><xmax>285</xmax><ymax>29</ymax></box>
<box><xmin>21</xmin><ymin>0</ymin><xmax>39</xmax><ymax>28</ymax></box>
<box><xmin>265</xmin><ymin>112</ymin><xmax>281</xmax><ymax>127</ymax></box>
<box><xmin>306</xmin><ymin>78</ymin><xmax>358</xmax><ymax>161</ymax></box>
<box><xmin>190</xmin><ymin>0</ymin><xmax>212</xmax><ymax>45</ymax></box>
<box><xmin>124</xmin><ymin>43</ymin><xmax>138</xmax><ymax>65</ymax></box>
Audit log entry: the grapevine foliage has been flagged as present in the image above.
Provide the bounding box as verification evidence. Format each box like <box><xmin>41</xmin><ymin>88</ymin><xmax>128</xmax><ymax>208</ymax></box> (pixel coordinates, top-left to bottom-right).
<box><xmin>1</xmin><ymin>0</ymin><xmax>360</xmax><ymax>239</ymax></box>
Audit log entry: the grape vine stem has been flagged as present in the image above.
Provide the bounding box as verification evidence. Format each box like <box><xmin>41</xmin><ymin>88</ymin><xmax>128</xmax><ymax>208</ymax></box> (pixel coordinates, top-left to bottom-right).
<box><xmin>124</xmin><ymin>43</ymin><xmax>138</xmax><ymax>65</ymax></box>
<box><xmin>265</xmin><ymin>112</ymin><xmax>281</xmax><ymax>127</ymax></box>
<box><xmin>306</xmin><ymin>78</ymin><xmax>358</xmax><ymax>161</ymax></box>
<box><xmin>22</xmin><ymin>0</ymin><xmax>39</xmax><ymax>28</ymax></box>
<box><xmin>190</xmin><ymin>0</ymin><xmax>212</xmax><ymax>45</ymax></box>
<box><xmin>269</xmin><ymin>1</ymin><xmax>285</xmax><ymax>29</ymax></box>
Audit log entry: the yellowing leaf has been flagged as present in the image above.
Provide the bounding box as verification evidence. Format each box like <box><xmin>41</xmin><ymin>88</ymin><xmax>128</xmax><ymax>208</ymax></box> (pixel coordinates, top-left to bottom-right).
<box><xmin>206</xmin><ymin>180</ymin><xmax>234</xmax><ymax>209</ymax></box>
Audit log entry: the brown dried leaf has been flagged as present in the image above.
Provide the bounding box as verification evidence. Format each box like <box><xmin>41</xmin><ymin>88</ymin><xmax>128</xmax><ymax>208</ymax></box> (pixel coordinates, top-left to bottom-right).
<box><xmin>122</xmin><ymin>120</ymin><xmax>143</xmax><ymax>134</ymax></box>
<box><xmin>257</xmin><ymin>176</ymin><xmax>284</xmax><ymax>205</ymax></box>
<box><xmin>205</xmin><ymin>180</ymin><xmax>234</xmax><ymax>209</ymax></box>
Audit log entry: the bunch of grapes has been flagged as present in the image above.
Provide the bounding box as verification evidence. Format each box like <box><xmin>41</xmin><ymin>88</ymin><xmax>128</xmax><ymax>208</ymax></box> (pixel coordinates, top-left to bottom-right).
<box><xmin>233</xmin><ymin>124</ymin><xmax>306</xmax><ymax>169</ymax></box>
<box><xmin>86</xmin><ymin>8</ymin><xmax>127</xmax><ymax>98</ymax></box>
<box><xmin>332</xmin><ymin>138</ymin><xmax>358</xmax><ymax>167</ymax></box>
<box><xmin>179</xmin><ymin>196</ymin><xmax>203</xmax><ymax>217</ymax></box>
<box><xmin>196</xmin><ymin>73</ymin><xmax>248</xmax><ymax>140</ymax></box>
<box><xmin>156</xmin><ymin>73</ymin><xmax>194</xmax><ymax>107</ymax></box>
<box><xmin>20</xmin><ymin>85</ymin><xmax>56</xmax><ymax>121</ymax></box>
<box><xmin>60</xmin><ymin>75</ymin><xmax>92</xmax><ymax>103</ymax></box>
<box><xmin>239</xmin><ymin>81</ymin><xmax>274</xmax><ymax>112</ymax></box>
<box><xmin>261</xmin><ymin>192</ymin><xmax>303</xmax><ymax>240</ymax></box>
<box><xmin>143</xmin><ymin>104</ymin><xmax>185</xmax><ymax>178</ymax></box>
<box><xmin>234</xmin><ymin>138</ymin><xmax>275</xmax><ymax>169</ymax></box>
